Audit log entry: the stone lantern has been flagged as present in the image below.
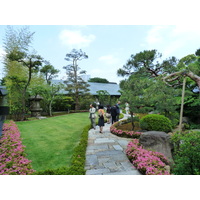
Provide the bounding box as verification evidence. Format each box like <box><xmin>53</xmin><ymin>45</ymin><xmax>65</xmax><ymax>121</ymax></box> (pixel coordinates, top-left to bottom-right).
<box><xmin>0</xmin><ymin>86</ymin><xmax>9</xmax><ymax>137</ymax></box>
<box><xmin>29</xmin><ymin>95</ymin><xmax>43</xmax><ymax>117</ymax></box>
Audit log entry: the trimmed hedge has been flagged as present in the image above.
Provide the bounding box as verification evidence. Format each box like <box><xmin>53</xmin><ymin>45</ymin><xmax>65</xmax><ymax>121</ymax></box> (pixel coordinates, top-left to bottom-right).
<box><xmin>140</xmin><ymin>114</ymin><xmax>172</xmax><ymax>133</ymax></box>
<box><xmin>33</xmin><ymin>124</ymin><xmax>91</xmax><ymax>175</ymax></box>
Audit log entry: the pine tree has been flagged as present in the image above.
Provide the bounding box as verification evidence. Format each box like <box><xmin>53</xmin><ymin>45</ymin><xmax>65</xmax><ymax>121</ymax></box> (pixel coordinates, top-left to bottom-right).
<box><xmin>63</xmin><ymin>49</ymin><xmax>90</xmax><ymax>110</ymax></box>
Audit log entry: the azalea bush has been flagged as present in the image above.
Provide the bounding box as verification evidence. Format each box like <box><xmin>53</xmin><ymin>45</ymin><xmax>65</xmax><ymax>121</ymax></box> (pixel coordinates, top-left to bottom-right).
<box><xmin>126</xmin><ymin>139</ymin><xmax>170</xmax><ymax>175</ymax></box>
<box><xmin>110</xmin><ymin>120</ymin><xmax>142</xmax><ymax>138</ymax></box>
<box><xmin>0</xmin><ymin>121</ymin><xmax>35</xmax><ymax>175</ymax></box>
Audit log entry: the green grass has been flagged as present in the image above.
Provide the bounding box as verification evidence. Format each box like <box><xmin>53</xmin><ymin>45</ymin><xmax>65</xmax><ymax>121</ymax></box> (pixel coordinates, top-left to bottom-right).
<box><xmin>16</xmin><ymin>112</ymin><xmax>89</xmax><ymax>171</ymax></box>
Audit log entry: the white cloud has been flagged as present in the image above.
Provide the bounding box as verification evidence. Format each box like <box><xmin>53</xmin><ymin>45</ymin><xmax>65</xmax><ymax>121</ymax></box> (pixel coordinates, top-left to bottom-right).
<box><xmin>59</xmin><ymin>30</ymin><xmax>96</xmax><ymax>48</ymax></box>
<box><xmin>99</xmin><ymin>55</ymin><xmax>119</xmax><ymax>65</ymax></box>
<box><xmin>144</xmin><ymin>25</ymin><xmax>200</xmax><ymax>59</ymax></box>
<box><xmin>146</xmin><ymin>26</ymin><xmax>167</xmax><ymax>45</ymax></box>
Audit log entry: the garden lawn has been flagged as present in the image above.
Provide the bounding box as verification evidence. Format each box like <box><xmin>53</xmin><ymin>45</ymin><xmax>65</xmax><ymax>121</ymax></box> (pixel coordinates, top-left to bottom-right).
<box><xmin>16</xmin><ymin>113</ymin><xmax>89</xmax><ymax>171</ymax></box>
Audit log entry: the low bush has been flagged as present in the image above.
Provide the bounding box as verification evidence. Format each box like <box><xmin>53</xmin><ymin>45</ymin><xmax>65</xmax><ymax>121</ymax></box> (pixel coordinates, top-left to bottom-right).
<box><xmin>0</xmin><ymin>121</ymin><xmax>35</xmax><ymax>175</ymax></box>
<box><xmin>126</xmin><ymin>139</ymin><xmax>170</xmax><ymax>175</ymax></box>
<box><xmin>110</xmin><ymin>120</ymin><xmax>142</xmax><ymax>139</ymax></box>
<box><xmin>140</xmin><ymin>114</ymin><xmax>172</xmax><ymax>133</ymax></box>
<box><xmin>33</xmin><ymin>124</ymin><xmax>91</xmax><ymax>175</ymax></box>
<box><xmin>171</xmin><ymin>131</ymin><xmax>200</xmax><ymax>175</ymax></box>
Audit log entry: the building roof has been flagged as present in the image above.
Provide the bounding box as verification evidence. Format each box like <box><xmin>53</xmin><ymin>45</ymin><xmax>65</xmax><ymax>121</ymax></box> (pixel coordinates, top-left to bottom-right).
<box><xmin>0</xmin><ymin>86</ymin><xmax>8</xmax><ymax>96</ymax></box>
<box><xmin>51</xmin><ymin>80</ymin><xmax>121</xmax><ymax>96</ymax></box>
<box><xmin>88</xmin><ymin>82</ymin><xmax>121</xmax><ymax>95</ymax></box>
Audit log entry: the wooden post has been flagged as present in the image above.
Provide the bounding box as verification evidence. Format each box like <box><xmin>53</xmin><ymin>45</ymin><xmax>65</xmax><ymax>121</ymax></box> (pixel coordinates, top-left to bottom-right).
<box><xmin>178</xmin><ymin>76</ymin><xmax>186</xmax><ymax>134</ymax></box>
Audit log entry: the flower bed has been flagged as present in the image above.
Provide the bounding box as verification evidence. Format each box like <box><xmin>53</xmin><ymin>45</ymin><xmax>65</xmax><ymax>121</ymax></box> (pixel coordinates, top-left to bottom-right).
<box><xmin>110</xmin><ymin>120</ymin><xmax>142</xmax><ymax>138</ymax></box>
<box><xmin>126</xmin><ymin>139</ymin><xmax>170</xmax><ymax>175</ymax></box>
<box><xmin>0</xmin><ymin>121</ymin><xmax>35</xmax><ymax>175</ymax></box>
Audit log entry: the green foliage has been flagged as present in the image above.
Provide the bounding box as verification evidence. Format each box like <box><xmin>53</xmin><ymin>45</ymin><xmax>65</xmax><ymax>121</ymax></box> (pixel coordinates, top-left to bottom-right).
<box><xmin>52</xmin><ymin>95</ymin><xmax>74</xmax><ymax>111</ymax></box>
<box><xmin>79</xmin><ymin>95</ymin><xmax>95</xmax><ymax>110</ymax></box>
<box><xmin>140</xmin><ymin>114</ymin><xmax>172</xmax><ymax>132</ymax></box>
<box><xmin>88</xmin><ymin>77</ymin><xmax>109</xmax><ymax>83</ymax></box>
<box><xmin>171</xmin><ymin>131</ymin><xmax>200</xmax><ymax>175</ymax></box>
<box><xmin>40</xmin><ymin>62</ymin><xmax>60</xmax><ymax>85</ymax></box>
<box><xmin>117</xmin><ymin>49</ymin><xmax>178</xmax><ymax>78</ymax></box>
<box><xmin>96</xmin><ymin>90</ymin><xmax>111</xmax><ymax>105</ymax></box>
<box><xmin>119</xmin><ymin>75</ymin><xmax>154</xmax><ymax>114</ymax></box>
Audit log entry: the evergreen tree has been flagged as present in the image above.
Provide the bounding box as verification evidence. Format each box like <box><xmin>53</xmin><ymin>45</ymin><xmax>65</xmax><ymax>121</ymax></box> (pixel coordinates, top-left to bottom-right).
<box><xmin>63</xmin><ymin>49</ymin><xmax>90</xmax><ymax>110</ymax></box>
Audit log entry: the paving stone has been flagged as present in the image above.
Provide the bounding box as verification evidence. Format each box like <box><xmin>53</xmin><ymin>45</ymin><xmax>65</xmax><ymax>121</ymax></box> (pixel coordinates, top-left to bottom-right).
<box><xmin>120</xmin><ymin>161</ymin><xmax>137</xmax><ymax>171</ymax></box>
<box><xmin>96</xmin><ymin>150</ymin><xmax>120</xmax><ymax>156</ymax></box>
<box><xmin>103</xmin><ymin>170</ymin><xmax>142</xmax><ymax>175</ymax></box>
<box><xmin>98</xmin><ymin>157</ymin><xmax>110</xmax><ymax>164</ymax></box>
<box><xmin>86</xmin><ymin>168</ymin><xmax>111</xmax><ymax>175</ymax></box>
<box><xmin>85</xmin><ymin>118</ymin><xmax>142</xmax><ymax>175</ymax></box>
<box><xmin>103</xmin><ymin>161</ymin><xmax>117</xmax><ymax>170</ymax></box>
<box><xmin>111</xmin><ymin>153</ymin><xmax>128</xmax><ymax>162</ymax></box>
<box><xmin>94</xmin><ymin>138</ymin><xmax>115</xmax><ymax>144</ymax></box>
<box><xmin>113</xmin><ymin>144</ymin><xmax>123</xmax><ymax>151</ymax></box>
<box><xmin>87</xmin><ymin>144</ymin><xmax>109</xmax><ymax>151</ymax></box>
<box><xmin>118</xmin><ymin>140</ymin><xmax>130</xmax><ymax>148</ymax></box>
<box><xmin>85</xmin><ymin>155</ymin><xmax>98</xmax><ymax>166</ymax></box>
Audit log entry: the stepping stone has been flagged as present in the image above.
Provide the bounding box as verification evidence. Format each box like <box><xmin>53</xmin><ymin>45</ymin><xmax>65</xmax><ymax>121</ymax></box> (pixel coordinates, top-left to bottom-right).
<box><xmin>94</xmin><ymin>138</ymin><xmax>115</xmax><ymax>144</ymax></box>
<box><xmin>113</xmin><ymin>144</ymin><xmax>123</xmax><ymax>151</ymax></box>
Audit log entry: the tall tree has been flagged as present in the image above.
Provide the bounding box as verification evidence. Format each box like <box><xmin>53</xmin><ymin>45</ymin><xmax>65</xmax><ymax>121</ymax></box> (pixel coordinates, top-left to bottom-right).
<box><xmin>3</xmin><ymin>26</ymin><xmax>43</xmax><ymax>120</ymax></box>
<box><xmin>63</xmin><ymin>49</ymin><xmax>90</xmax><ymax>110</ymax></box>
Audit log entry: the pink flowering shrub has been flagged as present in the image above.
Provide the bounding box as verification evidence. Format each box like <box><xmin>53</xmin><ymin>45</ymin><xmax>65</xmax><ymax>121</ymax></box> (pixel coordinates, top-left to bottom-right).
<box><xmin>126</xmin><ymin>139</ymin><xmax>170</xmax><ymax>175</ymax></box>
<box><xmin>0</xmin><ymin>121</ymin><xmax>35</xmax><ymax>175</ymax></box>
<box><xmin>110</xmin><ymin>120</ymin><xmax>142</xmax><ymax>138</ymax></box>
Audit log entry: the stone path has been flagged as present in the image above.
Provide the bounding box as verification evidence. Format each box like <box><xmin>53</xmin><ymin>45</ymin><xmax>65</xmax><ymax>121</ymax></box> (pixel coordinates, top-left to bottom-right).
<box><xmin>85</xmin><ymin>115</ymin><xmax>142</xmax><ymax>175</ymax></box>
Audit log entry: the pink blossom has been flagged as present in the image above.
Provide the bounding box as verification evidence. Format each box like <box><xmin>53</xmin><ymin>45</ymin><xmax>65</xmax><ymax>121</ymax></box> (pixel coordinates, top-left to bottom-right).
<box><xmin>126</xmin><ymin>139</ymin><xmax>170</xmax><ymax>175</ymax></box>
<box><xmin>0</xmin><ymin>121</ymin><xmax>35</xmax><ymax>175</ymax></box>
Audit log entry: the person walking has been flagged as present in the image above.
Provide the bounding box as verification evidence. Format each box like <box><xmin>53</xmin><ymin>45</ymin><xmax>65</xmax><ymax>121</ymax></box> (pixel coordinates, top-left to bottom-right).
<box><xmin>106</xmin><ymin>105</ymin><xmax>111</xmax><ymax>124</ymax></box>
<box><xmin>89</xmin><ymin>104</ymin><xmax>96</xmax><ymax>130</ymax></box>
<box><xmin>98</xmin><ymin>105</ymin><xmax>105</xmax><ymax>133</ymax></box>
<box><xmin>111</xmin><ymin>105</ymin><xmax>117</xmax><ymax>124</ymax></box>
<box><xmin>116</xmin><ymin>101</ymin><xmax>121</xmax><ymax>121</ymax></box>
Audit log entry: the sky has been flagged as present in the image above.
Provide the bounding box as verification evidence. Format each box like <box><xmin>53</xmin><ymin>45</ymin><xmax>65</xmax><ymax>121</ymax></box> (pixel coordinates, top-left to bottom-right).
<box><xmin>0</xmin><ymin>0</ymin><xmax>199</xmax><ymax>197</ymax></box>
<box><xmin>1</xmin><ymin>25</ymin><xmax>200</xmax><ymax>84</ymax></box>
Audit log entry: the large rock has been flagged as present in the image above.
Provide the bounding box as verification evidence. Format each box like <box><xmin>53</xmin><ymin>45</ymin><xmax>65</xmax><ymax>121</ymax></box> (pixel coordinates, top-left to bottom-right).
<box><xmin>139</xmin><ymin>131</ymin><xmax>174</xmax><ymax>166</ymax></box>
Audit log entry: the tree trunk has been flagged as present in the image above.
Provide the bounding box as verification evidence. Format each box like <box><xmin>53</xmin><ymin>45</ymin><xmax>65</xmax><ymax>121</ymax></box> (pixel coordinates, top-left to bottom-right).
<box><xmin>130</xmin><ymin>111</ymin><xmax>135</xmax><ymax>131</ymax></box>
<box><xmin>49</xmin><ymin>100</ymin><xmax>53</xmax><ymax>116</ymax></box>
<box><xmin>163</xmin><ymin>71</ymin><xmax>200</xmax><ymax>90</ymax></box>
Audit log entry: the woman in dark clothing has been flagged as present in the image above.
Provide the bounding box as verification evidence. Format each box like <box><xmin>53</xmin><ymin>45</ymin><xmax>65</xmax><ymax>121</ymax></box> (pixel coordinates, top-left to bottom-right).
<box><xmin>98</xmin><ymin>105</ymin><xmax>105</xmax><ymax>133</ymax></box>
<box><xmin>106</xmin><ymin>105</ymin><xmax>111</xmax><ymax>124</ymax></box>
<box><xmin>111</xmin><ymin>105</ymin><xmax>117</xmax><ymax>124</ymax></box>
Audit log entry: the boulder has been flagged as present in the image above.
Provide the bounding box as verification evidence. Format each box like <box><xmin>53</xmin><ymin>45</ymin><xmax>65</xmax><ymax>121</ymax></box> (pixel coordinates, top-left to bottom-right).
<box><xmin>139</xmin><ymin>131</ymin><xmax>174</xmax><ymax>166</ymax></box>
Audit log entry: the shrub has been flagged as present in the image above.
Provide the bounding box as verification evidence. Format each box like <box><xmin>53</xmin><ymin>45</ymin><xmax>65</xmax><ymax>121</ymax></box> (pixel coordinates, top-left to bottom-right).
<box><xmin>0</xmin><ymin>121</ymin><xmax>35</xmax><ymax>175</ymax></box>
<box><xmin>110</xmin><ymin>120</ymin><xmax>142</xmax><ymax>139</ymax></box>
<box><xmin>126</xmin><ymin>139</ymin><xmax>170</xmax><ymax>175</ymax></box>
<box><xmin>171</xmin><ymin>131</ymin><xmax>200</xmax><ymax>175</ymax></box>
<box><xmin>140</xmin><ymin>114</ymin><xmax>172</xmax><ymax>133</ymax></box>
